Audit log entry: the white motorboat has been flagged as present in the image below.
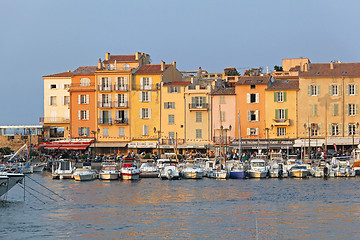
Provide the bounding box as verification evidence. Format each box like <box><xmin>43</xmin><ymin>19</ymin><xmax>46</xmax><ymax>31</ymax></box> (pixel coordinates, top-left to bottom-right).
<box><xmin>120</xmin><ymin>158</ymin><xmax>140</xmax><ymax>180</ymax></box>
<box><xmin>33</xmin><ymin>163</ymin><xmax>46</xmax><ymax>172</ymax></box>
<box><xmin>159</xmin><ymin>161</ymin><xmax>180</xmax><ymax>180</ymax></box>
<box><xmin>248</xmin><ymin>159</ymin><xmax>268</xmax><ymax>178</ymax></box>
<box><xmin>179</xmin><ymin>160</ymin><xmax>204</xmax><ymax>179</ymax></box>
<box><xmin>73</xmin><ymin>167</ymin><xmax>97</xmax><ymax>181</ymax></box>
<box><xmin>100</xmin><ymin>163</ymin><xmax>119</xmax><ymax>180</ymax></box>
<box><xmin>139</xmin><ymin>161</ymin><xmax>159</xmax><ymax>178</ymax></box>
<box><xmin>211</xmin><ymin>169</ymin><xmax>228</xmax><ymax>179</ymax></box>
<box><xmin>0</xmin><ymin>172</ymin><xmax>24</xmax><ymax>197</ymax></box>
<box><xmin>52</xmin><ymin>159</ymin><xmax>75</xmax><ymax>179</ymax></box>
<box><xmin>289</xmin><ymin>164</ymin><xmax>309</xmax><ymax>178</ymax></box>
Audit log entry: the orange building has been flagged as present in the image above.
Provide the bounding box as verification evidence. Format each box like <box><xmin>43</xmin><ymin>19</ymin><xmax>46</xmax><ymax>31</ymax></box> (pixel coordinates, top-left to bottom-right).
<box><xmin>235</xmin><ymin>76</ymin><xmax>269</xmax><ymax>146</ymax></box>
<box><xmin>69</xmin><ymin>66</ymin><xmax>97</xmax><ymax>139</ymax></box>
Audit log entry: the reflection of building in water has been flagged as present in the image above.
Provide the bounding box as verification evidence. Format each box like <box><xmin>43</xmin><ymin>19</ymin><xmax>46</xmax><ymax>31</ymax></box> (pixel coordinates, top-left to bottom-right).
<box><xmin>0</xmin><ymin>125</ymin><xmax>43</xmax><ymax>151</ymax></box>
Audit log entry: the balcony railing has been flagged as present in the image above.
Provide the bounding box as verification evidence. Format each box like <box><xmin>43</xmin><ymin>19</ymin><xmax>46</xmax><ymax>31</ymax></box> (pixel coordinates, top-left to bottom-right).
<box><xmin>114</xmin><ymin>85</ymin><xmax>128</xmax><ymax>91</ymax></box>
<box><xmin>189</xmin><ymin>103</ymin><xmax>209</xmax><ymax>110</ymax></box>
<box><xmin>132</xmin><ymin>84</ymin><xmax>160</xmax><ymax>91</ymax></box>
<box><xmin>113</xmin><ymin>118</ymin><xmax>128</xmax><ymax>125</ymax></box>
<box><xmin>161</xmin><ymin>139</ymin><xmax>185</xmax><ymax>145</ymax></box>
<box><xmin>40</xmin><ymin>117</ymin><xmax>70</xmax><ymax>123</ymax></box>
<box><xmin>212</xmin><ymin>136</ymin><xmax>231</xmax><ymax>145</ymax></box>
<box><xmin>98</xmin><ymin>118</ymin><xmax>112</xmax><ymax>125</ymax></box>
<box><xmin>98</xmin><ymin>102</ymin><xmax>112</xmax><ymax>108</ymax></box>
<box><xmin>98</xmin><ymin>85</ymin><xmax>112</xmax><ymax>91</ymax></box>
<box><xmin>273</xmin><ymin>119</ymin><xmax>290</xmax><ymax>126</ymax></box>
<box><xmin>114</xmin><ymin>101</ymin><xmax>128</xmax><ymax>108</ymax></box>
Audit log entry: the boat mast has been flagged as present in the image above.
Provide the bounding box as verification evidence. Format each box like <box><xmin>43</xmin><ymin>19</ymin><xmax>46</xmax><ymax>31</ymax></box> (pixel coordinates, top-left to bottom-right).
<box><xmin>238</xmin><ymin>111</ymin><xmax>242</xmax><ymax>159</ymax></box>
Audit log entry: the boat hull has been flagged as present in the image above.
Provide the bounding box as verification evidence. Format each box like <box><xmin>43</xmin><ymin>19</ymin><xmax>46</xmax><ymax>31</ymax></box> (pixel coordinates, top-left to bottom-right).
<box><xmin>33</xmin><ymin>164</ymin><xmax>45</xmax><ymax>172</ymax></box>
<box><xmin>140</xmin><ymin>171</ymin><xmax>160</xmax><ymax>178</ymax></box>
<box><xmin>248</xmin><ymin>171</ymin><xmax>267</xmax><ymax>178</ymax></box>
<box><xmin>229</xmin><ymin>171</ymin><xmax>247</xmax><ymax>179</ymax></box>
<box><xmin>181</xmin><ymin>171</ymin><xmax>203</xmax><ymax>179</ymax></box>
<box><xmin>290</xmin><ymin>170</ymin><xmax>308</xmax><ymax>178</ymax></box>
<box><xmin>121</xmin><ymin>172</ymin><xmax>140</xmax><ymax>180</ymax></box>
<box><xmin>100</xmin><ymin>173</ymin><xmax>119</xmax><ymax>180</ymax></box>
<box><xmin>73</xmin><ymin>173</ymin><xmax>96</xmax><ymax>181</ymax></box>
<box><xmin>0</xmin><ymin>173</ymin><xmax>24</xmax><ymax>197</ymax></box>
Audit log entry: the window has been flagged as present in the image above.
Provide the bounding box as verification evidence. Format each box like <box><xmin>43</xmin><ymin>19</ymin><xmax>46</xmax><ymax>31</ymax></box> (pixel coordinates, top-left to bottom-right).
<box><xmin>140</xmin><ymin>108</ymin><xmax>151</xmax><ymax>119</ymax></box>
<box><xmin>143</xmin><ymin>125</ymin><xmax>149</xmax><ymax>136</ymax></box>
<box><xmin>311</xmin><ymin>104</ymin><xmax>318</xmax><ymax>116</ymax></box>
<box><xmin>168</xmin><ymin>114</ymin><xmax>175</xmax><ymax>125</ymax></box>
<box><xmin>221</xmin><ymin>111</ymin><xmax>226</xmax><ymax>122</ymax></box>
<box><xmin>78</xmin><ymin>127</ymin><xmax>89</xmax><ymax>137</ymax></box>
<box><xmin>196</xmin><ymin>112</ymin><xmax>202</xmax><ymax>122</ymax></box>
<box><xmin>124</xmin><ymin>64</ymin><xmax>130</xmax><ymax>70</ymax></box>
<box><xmin>64</xmin><ymin>96</ymin><xmax>70</xmax><ymax>105</ymax></box>
<box><xmin>79</xmin><ymin>110</ymin><xmax>89</xmax><ymax>120</ymax></box>
<box><xmin>196</xmin><ymin>129</ymin><xmax>202</xmax><ymax>138</ymax></box>
<box><xmin>311</xmin><ymin>123</ymin><xmax>319</xmax><ymax>136</ymax></box>
<box><xmin>80</xmin><ymin>78</ymin><xmax>90</xmax><ymax>86</ymax></box>
<box><xmin>64</xmin><ymin>84</ymin><xmax>70</xmax><ymax>89</ymax></box>
<box><xmin>141</xmin><ymin>77</ymin><xmax>151</xmax><ymax>90</ymax></box>
<box><xmin>347</xmin><ymin>84</ymin><xmax>358</xmax><ymax>96</ymax></box>
<box><xmin>119</xmin><ymin>127</ymin><xmax>125</xmax><ymax>136</ymax></box>
<box><xmin>277</xmin><ymin>127</ymin><xmax>286</xmax><ymax>136</ymax></box>
<box><xmin>274</xmin><ymin>92</ymin><xmax>286</xmax><ymax>102</ymax></box>
<box><xmin>79</xmin><ymin>95</ymin><xmax>89</xmax><ymax>104</ymax></box>
<box><xmin>141</xmin><ymin>92</ymin><xmax>150</xmax><ymax>102</ymax></box>
<box><xmin>103</xmin><ymin>127</ymin><xmax>109</xmax><ymax>137</ymax></box>
<box><xmin>169</xmin><ymin>132</ymin><xmax>175</xmax><ymax>145</ymax></box>
<box><xmin>50</xmin><ymin>84</ymin><xmax>57</xmax><ymax>89</ymax></box>
<box><xmin>220</xmin><ymin>96</ymin><xmax>225</xmax><ymax>104</ymax></box>
<box><xmin>250</xmin><ymin>85</ymin><xmax>255</xmax><ymax>89</ymax></box>
<box><xmin>100</xmin><ymin>94</ymin><xmax>111</xmax><ymax>107</ymax></box>
<box><xmin>117</xmin><ymin>77</ymin><xmax>127</xmax><ymax>90</ymax></box>
<box><xmin>275</xmin><ymin>109</ymin><xmax>287</xmax><ymax>119</ymax></box>
<box><xmin>164</xmin><ymin>102</ymin><xmax>175</xmax><ymax>109</ymax></box>
<box><xmin>168</xmin><ymin>86</ymin><xmax>180</xmax><ymax>93</ymax></box>
<box><xmin>329</xmin><ymin>84</ymin><xmax>341</xmax><ymax>96</ymax></box>
<box><xmin>248</xmin><ymin>110</ymin><xmax>259</xmax><ymax>121</ymax></box>
<box><xmin>192</xmin><ymin>96</ymin><xmax>206</xmax><ymax>108</ymax></box>
<box><xmin>332</xmin><ymin>104</ymin><xmax>339</xmax><ymax>116</ymax></box>
<box><xmin>347</xmin><ymin>104</ymin><xmax>357</xmax><ymax>116</ymax></box>
<box><xmin>308</xmin><ymin>85</ymin><xmax>320</xmax><ymax>96</ymax></box>
<box><xmin>100</xmin><ymin>77</ymin><xmax>111</xmax><ymax>90</ymax></box>
<box><xmin>331</xmin><ymin>124</ymin><xmax>339</xmax><ymax>136</ymax></box>
<box><xmin>49</xmin><ymin>96</ymin><xmax>57</xmax><ymax>105</ymax></box>
<box><xmin>115</xmin><ymin>110</ymin><xmax>127</xmax><ymax>123</ymax></box>
<box><xmin>250</xmin><ymin>94</ymin><xmax>256</xmax><ymax>103</ymax></box>
<box><xmin>115</xmin><ymin>94</ymin><xmax>127</xmax><ymax>107</ymax></box>
<box><xmin>100</xmin><ymin>111</ymin><xmax>111</xmax><ymax>124</ymax></box>
<box><xmin>248</xmin><ymin>128</ymin><xmax>258</xmax><ymax>136</ymax></box>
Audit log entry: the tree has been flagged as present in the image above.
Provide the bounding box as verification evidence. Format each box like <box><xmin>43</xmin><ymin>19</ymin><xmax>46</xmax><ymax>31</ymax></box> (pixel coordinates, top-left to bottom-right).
<box><xmin>274</xmin><ymin>65</ymin><xmax>283</xmax><ymax>71</ymax></box>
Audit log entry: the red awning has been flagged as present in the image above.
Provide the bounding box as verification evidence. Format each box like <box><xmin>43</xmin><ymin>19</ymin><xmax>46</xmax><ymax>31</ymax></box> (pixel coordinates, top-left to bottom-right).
<box><xmin>36</xmin><ymin>140</ymin><xmax>93</xmax><ymax>150</ymax></box>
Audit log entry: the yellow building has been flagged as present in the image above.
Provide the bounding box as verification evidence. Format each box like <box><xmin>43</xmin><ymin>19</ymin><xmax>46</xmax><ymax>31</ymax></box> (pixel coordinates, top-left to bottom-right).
<box><xmin>265</xmin><ymin>78</ymin><xmax>299</xmax><ymax>141</ymax></box>
<box><xmin>94</xmin><ymin>52</ymin><xmax>150</xmax><ymax>154</ymax></box>
<box><xmin>129</xmin><ymin>61</ymin><xmax>182</xmax><ymax>153</ymax></box>
<box><xmin>42</xmin><ymin>71</ymin><xmax>72</xmax><ymax>140</ymax></box>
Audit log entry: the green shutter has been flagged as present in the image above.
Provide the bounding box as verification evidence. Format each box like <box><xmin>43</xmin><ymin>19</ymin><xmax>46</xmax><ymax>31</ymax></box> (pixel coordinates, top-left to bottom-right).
<box><xmin>317</xmin><ymin>85</ymin><xmax>321</xmax><ymax>95</ymax></box>
<box><xmin>338</xmin><ymin>84</ymin><xmax>342</xmax><ymax>95</ymax></box>
<box><xmin>274</xmin><ymin>92</ymin><xmax>277</xmax><ymax>102</ymax></box>
<box><xmin>318</xmin><ymin>123</ymin><xmax>322</xmax><ymax>136</ymax></box>
<box><xmin>308</xmin><ymin>85</ymin><xmax>311</xmax><ymax>96</ymax></box>
<box><xmin>345</xmin><ymin>84</ymin><xmax>349</xmax><ymax>95</ymax></box>
<box><xmin>283</xmin><ymin>92</ymin><xmax>287</xmax><ymax>102</ymax></box>
<box><xmin>275</xmin><ymin>109</ymin><xmax>279</xmax><ymax>119</ymax></box>
<box><xmin>311</xmin><ymin>105</ymin><xmax>314</xmax><ymax>116</ymax></box>
<box><xmin>356</xmin><ymin>104</ymin><xmax>359</xmax><ymax>115</ymax></box>
<box><xmin>345</xmin><ymin>104</ymin><xmax>349</xmax><ymax>116</ymax></box>
<box><xmin>86</xmin><ymin>127</ymin><xmax>90</xmax><ymax>136</ymax></box>
<box><xmin>78</xmin><ymin>127</ymin><xmax>81</xmax><ymax>136</ymax></box>
<box><xmin>285</xmin><ymin>109</ymin><xmax>288</xmax><ymax>119</ymax></box>
<box><xmin>356</xmin><ymin>84</ymin><xmax>359</xmax><ymax>95</ymax></box>
<box><xmin>329</xmin><ymin>85</ymin><xmax>332</xmax><ymax>95</ymax></box>
<box><xmin>339</xmin><ymin>123</ymin><xmax>343</xmax><ymax>135</ymax></box>
<box><xmin>314</xmin><ymin>104</ymin><xmax>318</xmax><ymax>116</ymax></box>
<box><xmin>334</xmin><ymin>104</ymin><xmax>339</xmax><ymax>116</ymax></box>
<box><xmin>345</xmin><ymin>123</ymin><xmax>349</xmax><ymax>136</ymax></box>
<box><xmin>328</xmin><ymin>124</ymin><xmax>332</xmax><ymax>136</ymax></box>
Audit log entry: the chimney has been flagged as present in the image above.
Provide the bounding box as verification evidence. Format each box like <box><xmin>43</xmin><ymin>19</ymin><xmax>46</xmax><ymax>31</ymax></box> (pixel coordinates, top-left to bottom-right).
<box><xmin>172</xmin><ymin>61</ymin><xmax>176</xmax><ymax>68</ymax></box>
<box><xmin>105</xmin><ymin>52</ymin><xmax>110</xmax><ymax>61</ymax></box>
<box><xmin>330</xmin><ymin>61</ymin><xmax>334</xmax><ymax>70</ymax></box>
<box><xmin>303</xmin><ymin>63</ymin><xmax>308</xmax><ymax>72</ymax></box>
<box><xmin>197</xmin><ymin>67</ymin><xmax>202</xmax><ymax>77</ymax></box>
<box><xmin>161</xmin><ymin>60</ymin><xmax>165</xmax><ymax>71</ymax></box>
<box><xmin>98</xmin><ymin>58</ymin><xmax>102</xmax><ymax>69</ymax></box>
<box><xmin>135</xmin><ymin>52</ymin><xmax>140</xmax><ymax>60</ymax></box>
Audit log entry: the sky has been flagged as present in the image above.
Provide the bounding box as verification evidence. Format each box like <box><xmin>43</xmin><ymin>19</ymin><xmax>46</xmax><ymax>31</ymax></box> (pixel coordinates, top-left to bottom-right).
<box><xmin>1</xmin><ymin>0</ymin><xmax>360</xmax><ymax>125</ymax></box>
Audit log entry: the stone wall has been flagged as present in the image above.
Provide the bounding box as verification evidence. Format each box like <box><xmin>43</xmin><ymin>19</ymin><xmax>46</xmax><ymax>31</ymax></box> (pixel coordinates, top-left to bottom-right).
<box><xmin>0</xmin><ymin>135</ymin><xmax>43</xmax><ymax>151</ymax></box>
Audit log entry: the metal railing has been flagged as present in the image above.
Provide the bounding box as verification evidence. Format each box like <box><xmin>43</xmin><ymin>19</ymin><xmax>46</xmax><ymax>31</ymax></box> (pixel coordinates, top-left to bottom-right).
<box><xmin>113</xmin><ymin>118</ymin><xmax>128</xmax><ymax>125</ymax></box>
<box><xmin>161</xmin><ymin>139</ymin><xmax>185</xmax><ymax>145</ymax></box>
<box><xmin>189</xmin><ymin>103</ymin><xmax>209</xmax><ymax>110</ymax></box>
<box><xmin>114</xmin><ymin>85</ymin><xmax>128</xmax><ymax>91</ymax></box>
<box><xmin>98</xmin><ymin>102</ymin><xmax>112</xmax><ymax>108</ymax></box>
<box><xmin>114</xmin><ymin>101</ymin><xmax>128</xmax><ymax>108</ymax></box>
<box><xmin>39</xmin><ymin>117</ymin><xmax>70</xmax><ymax>123</ymax></box>
<box><xmin>98</xmin><ymin>85</ymin><xmax>112</xmax><ymax>91</ymax></box>
<box><xmin>98</xmin><ymin>118</ymin><xmax>112</xmax><ymax>125</ymax></box>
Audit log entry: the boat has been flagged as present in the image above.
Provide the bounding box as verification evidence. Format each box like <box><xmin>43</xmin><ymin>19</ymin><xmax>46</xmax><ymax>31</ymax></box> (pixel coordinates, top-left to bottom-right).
<box><xmin>139</xmin><ymin>161</ymin><xmax>159</xmax><ymax>178</ymax></box>
<box><xmin>0</xmin><ymin>172</ymin><xmax>24</xmax><ymax>197</ymax></box>
<box><xmin>52</xmin><ymin>159</ymin><xmax>75</xmax><ymax>179</ymax></box>
<box><xmin>351</xmin><ymin>146</ymin><xmax>360</xmax><ymax>175</ymax></box>
<box><xmin>289</xmin><ymin>164</ymin><xmax>309</xmax><ymax>178</ymax></box>
<box><xmin>212</xmin><ymin>168</ymin><xmax>228</xmax><ymax>179</ymax></box>
<box><xmin>159</xmin><ymin>160</ymin><xmax>180</xmax><ymax>180</ymax></box>
<box><xmin>19</xmin><ymin>162</ymin><xmax>33</xmax><ymax>174</ymax></box>
<box><xmin>32</xmin><ymin>162</ymin><xmax>46</xmax><ymax>172</ymax></box>
<box><xmin>332</xmin><ymin>156</ymin><xmax>355</xmax><ymax>177</ymax></box>
<box><xmin>73</xmin><ymin>167</ymin><xmax>97</xmax><ymax>181</ymax></box>
<box><xmin>99</xmin><ymin>162</ymin><xmax>119</xmax><ymax>180</ymax></box>
<box><xmin>179</xmin><ymin>160</ymin><xmax>204</xmax><ymax>179</ymax></box>
<box><xmin>228</xmin><ymin>161</ymin><xmax>248</xmax><ymax>179</ymax></box>
<box><xmin>248</xmin><ymin>159</ymin><xmax>268</xmax><ymax>178</ymax></box>
<box><xmin>120</xmin><ymin>158</ymin><xmax>140</xmax><ymax>180</ymax></box>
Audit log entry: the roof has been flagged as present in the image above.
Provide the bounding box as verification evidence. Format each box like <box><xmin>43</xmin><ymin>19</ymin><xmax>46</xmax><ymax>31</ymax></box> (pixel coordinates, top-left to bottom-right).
<box><xmin>134</xmin><ymin>64</ymin><xmax>171</xmax><ymax>75</ymax></box>
<box><xmin>211</xmin><ymin>87</ymin><xmax>235</xmax><ymax>95</ymax></box>
<box><xmin>266</xmin><ymin>79</ymin><xmax>299</xmax><ymax>91</ymax></box>
<box><xmin>43</xmin><ymin>71</ymin><xmax>72</xmax><ymax>78</ymax></box>
<box><xmin>164</xmin><ymin>81</ymin><xmax>191</xmax><ymax>86</ymax></box>
<box><xmin>72</xmin><ymin>66</ymin><xmax>97</xmax><ymax>75</ymax></box>
<box><xmin>300</xmin><ymin>63</ymin><xmax>360</xmax><ymax>78</ymax></box>
<box><xmin>103</xmin><ymin>55</ymin><xmax>137</xmax><ymax>64</ymax></box>
<box><xmin>235</xmin><ymin>76</ymin><xmax>269</xmax><ymax>85</ymax></box>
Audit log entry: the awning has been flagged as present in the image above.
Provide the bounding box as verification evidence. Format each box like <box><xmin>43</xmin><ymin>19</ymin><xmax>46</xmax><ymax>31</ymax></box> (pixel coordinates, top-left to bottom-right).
<box><xmin>128</xmin><ymin>141</ymin><xmax>157</xmax><ymax>149</ymax></box>
<box><xmin>293</xmin><ymin>139</ymin><xmax>325</xmax><ymax>147</ymax></box>
<box><xmin>35</xmin><ymin>139</ymin><xmax>93</xmax><ymax>150</ymax></box>
<box><xmin>89</xmin><ymin>142</ymin><xmax>127</xmax><ymax>148</ymax></box>
<box><xmin>180</xmin><ymin>143</ymin><xmax>207</xmax><ymax>149</ymax></box>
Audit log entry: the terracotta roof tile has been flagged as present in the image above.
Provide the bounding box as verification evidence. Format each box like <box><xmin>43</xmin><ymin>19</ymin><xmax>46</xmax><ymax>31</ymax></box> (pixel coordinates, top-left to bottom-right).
<box><xmin>72</xmin><ymin>66</ymin><xmax>97</xmax><ymax>75</ymax></box>
<box><xmin>164</xmin><ymin>81</ymin><xmax>191</xmax><ymax>86</ymax></box>
<box><xmin>134</xmin><ymin>64</ymin><xmax>171</xmax><ymax>75</ymax></box>
<box><xmin>235</xmin><ymin>76</ymin><xmax>270</xmax><ymax>85</ymax></box>
<box><xmin>300</xmin><ymin>63</ymin><xmax>360</xmax><ymax>77</ymax></box>
<box><xmin>211</xmin><ymin>87</ymin><xmax>235</xmax><ymax>95</ymax></box>
<box><xmin>266</xmin><ymin>79</ymin><xmax>299</xmax><ymax>91</ymax></box>
<box><xmin>103</xmin><ymin>55</ymin><xmax>137</xmax><ymax>63</ymax></box>
<box><xmin>43</xmin><ymin>71</ymin><xmax>72</xmax><ymax>78</ymax></box>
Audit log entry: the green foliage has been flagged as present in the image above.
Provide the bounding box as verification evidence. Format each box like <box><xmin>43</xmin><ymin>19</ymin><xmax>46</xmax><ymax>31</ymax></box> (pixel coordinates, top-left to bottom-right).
<box><xmin>274</xmin><ymin>65</ymin><xmax>283</xmax><ymax>71</ymax></box>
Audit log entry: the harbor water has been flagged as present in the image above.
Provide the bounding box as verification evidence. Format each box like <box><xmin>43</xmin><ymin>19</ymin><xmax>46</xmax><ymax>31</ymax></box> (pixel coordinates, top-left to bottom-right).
<box><xmin>1</xmin><ymin>173</ymin><xmax>360</xmax><ymax>239</ymax></box>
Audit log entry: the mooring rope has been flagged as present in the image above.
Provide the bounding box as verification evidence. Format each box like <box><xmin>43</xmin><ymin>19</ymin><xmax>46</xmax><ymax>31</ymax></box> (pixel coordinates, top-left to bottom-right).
<box><xmin>25</xmin><ymin>175</ymin><xmax>66</xmax><ymax>200</ymax></box>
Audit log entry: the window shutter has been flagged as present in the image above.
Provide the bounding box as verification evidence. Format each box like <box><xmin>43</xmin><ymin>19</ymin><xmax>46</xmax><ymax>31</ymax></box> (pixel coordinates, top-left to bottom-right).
<box><xmin>99</xmin><ymin>94</ymin><xmax>102</xmax><ymax>107</ymax></box>
<box><xmin>148</xmin><ymin>92</ymin><xmax>151</xmax><ymax>102</ymax></box>
<box><xmin>345</xmin><ymin>104</ymin><xmax>349</xmax><ymax>116</ymax></box>
<box><xmin>255</xmin><ymin>110</ymin><xmax>259</xmax><ymax>121</ymax></box>
<box><xmin>308</xmin><ymin>85</ymin><xmax>311</xmax><ymax>96</ymax></box>
<box><xmin>356</xmin><ymin>84</ymin><xmax>359</xmax><ymax>95</ymax></box>
<box><xmin>356</xmin><ymin>104</ymin><xmax>359</xmax><ymax>115</ymax></box>
<box><xmin>317</xmin><ymin>85</ymin><xmax>320</xmax><ymax>96</ymax></box>
<box><xmin>275</xmin><ymin>109</ymin><xmax>279</xmax><ymax>119</ymax></box>
<box><xmin>48</xmin><ymin>84</ymin><xmax>51</xmax><ymax>89</ymax></box>
<box><xmin>338</xmin><ymin>84</ymin><xmax>342</xmax><ymax>95</ymax></box>
<box><xmin>314</xmin><ymin>104</ymin><xmax>318</xmax><ymax>116</ymax></box>
<box><xmin>108</xmin><ymin>77</ymin><xmax>112</xmax><ymax>87</ymax></box>
<box><xmin>331</xmin><ymin>104</ymin><xmax>335</xmax><ymax>116</ymax></box>
<box><xmin>148</xmin><ymin>108</ymin><xmax>152</xmax><ymax>119</ymax></box>
<box><xmin>99</xmin><ymin>77</ymin><xmax>102</xmax><ymax>88</ymax></box>
<box><xmin>100</xmin><ymin>111</ymin><xmax>103</xmax><ymax>123</ymax></box>
<box><xmin>124</xmin><ymin>110</ymin><xmax>128</xmax><ymax>119</ymax></box>
<box><xmin>318</xmin><ymin>123</ymin><xmax>322</xmax><ymax>136</ymax></box>
<box><xmin>247</xmin><ymin>111</ymin><xmax>251</xmax><ymax>121</ymax></box>
<box><xmin>329</xmin><ymin>85</ymin><xmax>332</xmax><ymax>95</ymax></box>
<box><xmin>124</xmin><ymin>94</ymin><xmax>128</xmax><ymax>105</ymax></box>
<box><xmin>78</xmin><ymin>95</ymin><xmax>82</xmax><ymax>104</ymax></box>
<box><xmin>48</xmin><ymin>96</ymin><xmax>51</xmax><ymax>105</ymax></box>
<box><xmin>86</xmin><ymin>127</ymin><xmax>90</xmax><ymax>136</ymax></box>
<box><xmin>116</xmin><ymin>110</ymin><xmax>119</xmax><ymax>119</ymax></box>
<box><xmin>86</xmin><ymin>110</ymin><xmax>89</xmax><ymax>120</ymax></box>
<box><xmin>274</xmin><ymin>92</ymin><xmax>277</xmax><ymax>102</ymax></box>
<box><xmin>285</xmin><ymin>109</ymin><xmax>288</xmax><ymax>119</ymax></box>
<box><xmin>78</xmin><ymin>110</ymin><xmax>81</xmax><ymax>120</ymax></box>
<box><xmin>143</xmin><ymin>125</ymin><xmax>145</xmax><ymax>135</ymax></box>
<box><xmin>247</xmin><ymin>128</ymin><xmax>250</xmax><ymax>135</ymax></box>
<box><xmin>311</xmin><ymin>105</ymin><xmax>314</xmax><ymax>116</ymax></box>
<box><xmin>149</xmin><ymin>77</ymin><xmax>152</xmax><ymax>90</ymax></box>
<box><xmin>338</xmin><ymin>123</ymin><xmax>343</xmax><ymax>135</ymax></box>
<box><xmin>256</xmin><ymin>93</ymin><xmax>259</xmax><ymax>103</ymax></box>
<box><xmin>139</xmin><ymin>108</ymin><xmax>142</xmax><ymax>119</ymax></box>
<box><xmin>78</xmin><ymin>127</ymin><xmax>81</xmax><ymax>136</ymax></box>
<box><xmin>86</xmin><ymin>95</ymin><xmax>89</xmax><ymax>104</ymax></box>
<box><xmin>345</xmin><ymin>123</ymin><xmax>349</xmax><ymax>136</ymax></box>
<box><xmin>334</xmin><ymin>104</ymin><xmax>339</xmax><ymax>116</ymax></box>
<box><xmin>283</xmin><ymin>92</ymin><xmax>287</xmax><ymax>102</ymax></box>
<box><xmin>139</xmin><ymin>92</ymin><xmax>142</xmax><ymax>102</ymax></box>
<box><xmin>328</xmin><ymin>124</ymin><xmax>332</xmax><ymax>136</ymax></box>
<box><xmin>115</xmin><ymin>77</ymin><xmax>118</xmax><ymax>89</ymax></box>
<box><xmin>345</xmin><ymin>84</ymin><xmax>349</xmax><ymax>95</ymax></box>
<box><xmin>115</xmin><ymin>94</ymin><xmax>118</xmax><ymax>106</ymax></box>
<box><xmin>255</xmin><ymin>128</ymin><xmax>259</xmax><ymax>135</ymax></box>
<box><xmin>247</xmin><ymin>94</ymin><xmax>250</xmax><ymax>103</ymax></box>
<box><xmin>108</xmin><ymin>94</ymin><xmax>111</xmax><ymax>104</ymax></box>
<box><xmin>164</xmin><ymin>102</ymin><xmax>168</xmax><ymax>109</ymax></box>
<box><xmin>140</xmin><ymin>77</ymin><xmax>143</xmax><ymax>90</ymax></box>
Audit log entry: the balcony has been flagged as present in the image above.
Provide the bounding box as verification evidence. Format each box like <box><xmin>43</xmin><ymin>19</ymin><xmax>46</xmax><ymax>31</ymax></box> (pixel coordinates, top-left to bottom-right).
<box><xmin>213</xmin><ymin>136</ymin><xmax>231</xmax><ymax>145</ymax></box>
<box><xmin>40</xmin><ymin>117</ymin><xmax>70</xmax><ymax>124</ymax></box>
<box><xmin>161</xmin><ymin>139</ymin><xmax>185</xmax><ymax>145</ymax></box>
<box><xmin>273</xmin><ymin>119</ymin><xmax>291</xmax><ymax>126</ymax></box>
<box><xmin>189</xmin><ymin>103</ymin><xmax>209</xmax><ymax>111</ymax></box>
<box><xmin>98</xmin><ymin>118</ymin><xmax>112</xmax><ymax>125</ymax></box>
<box><xmin>113</xmin><ymin>118</ymin><xmax>128</xmax><ymax>125</ymax></box>
<box><xmin>114</xmin><ymin>85</ymin><xmax>128</xmax><ymax>91</ymax></box>
<box><xmin>98</xmin><ymin>85</ymin><xmax>112</xmax><ymax>91</ymax></box>
<box><xmin>132</xmin><ymin>84</ymin><xmax>160</xmax><ymax>91</ymax></box>
<box><xmin>114</xmin><ymin>101</ymin><xmax>128</xmax><ymax>108</ymax></box>
<box><xmin>98</xmin><ymin>102</ymin><xmax>112</xmax><ymax>108</ymax></box>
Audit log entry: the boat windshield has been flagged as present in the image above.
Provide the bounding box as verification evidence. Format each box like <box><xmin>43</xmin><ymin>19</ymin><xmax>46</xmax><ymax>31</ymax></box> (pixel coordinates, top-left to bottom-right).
<box><xmin>252</xmin><ymin>162</ymin><xmax>265</xmax><ymax>167</ymax></box>
<box><xmin>292</xmin><ymin>166</ymin><xmax>307</xmax><ymax>170</ymax></box>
